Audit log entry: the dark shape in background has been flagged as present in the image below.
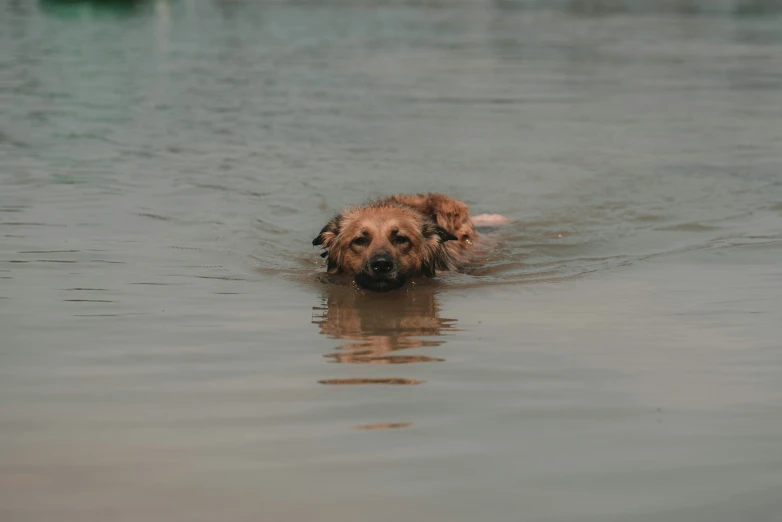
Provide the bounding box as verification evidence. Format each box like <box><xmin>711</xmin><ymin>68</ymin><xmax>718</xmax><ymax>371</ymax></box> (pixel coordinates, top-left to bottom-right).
<box><xmin>39</xmin><ymin>0</ymin><xmax>151</xmax><ymax>19</ymax></box>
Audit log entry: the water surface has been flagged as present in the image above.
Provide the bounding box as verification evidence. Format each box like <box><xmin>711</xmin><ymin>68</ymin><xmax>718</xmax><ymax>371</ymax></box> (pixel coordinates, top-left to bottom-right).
<box><xmin>2</xmin><ymin>1</ymin><xmax>782</xmax><ymax>521</ymax></box>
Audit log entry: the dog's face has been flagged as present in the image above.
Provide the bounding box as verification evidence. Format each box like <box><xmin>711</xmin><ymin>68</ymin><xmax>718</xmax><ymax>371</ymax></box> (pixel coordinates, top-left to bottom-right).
<box><xmin>313</xmin><ymin>204</ymin><xmax>456</xmax><ymax>292</ymax></box>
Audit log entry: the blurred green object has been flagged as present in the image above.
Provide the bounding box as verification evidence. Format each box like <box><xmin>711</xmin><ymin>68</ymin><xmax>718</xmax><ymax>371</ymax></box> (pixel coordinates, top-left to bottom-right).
<box><xmin>39</xmin><ymin>0</ymin><xmax>150</xmax><ymax>19</ymax></box>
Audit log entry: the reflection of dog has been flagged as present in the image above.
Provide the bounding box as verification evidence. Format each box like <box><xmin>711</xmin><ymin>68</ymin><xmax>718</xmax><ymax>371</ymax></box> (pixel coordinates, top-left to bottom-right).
<box><xmin>312</xmin><ymin>285</ymin><xmax>456</xmax><ymax>364</ymax></box>
<box><xmin>313</xmin><ymin>193</ymin><xmax>482</xmax><ymax>292</ymax></box>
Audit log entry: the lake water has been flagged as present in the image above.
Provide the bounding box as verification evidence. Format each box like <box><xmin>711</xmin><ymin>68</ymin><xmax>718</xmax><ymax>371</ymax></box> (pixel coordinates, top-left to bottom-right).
<box><xmin>2</xmin><ymin>1</ymin><xmax>782</xmax><ymax>521</ymax></box>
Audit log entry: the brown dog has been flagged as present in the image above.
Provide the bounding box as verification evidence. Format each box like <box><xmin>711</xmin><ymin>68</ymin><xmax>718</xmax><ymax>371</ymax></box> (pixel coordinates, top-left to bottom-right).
<box><xmin>312</xmin><ymin>193</ymin><xmax>479</xmax><ymax>291</ymax></box>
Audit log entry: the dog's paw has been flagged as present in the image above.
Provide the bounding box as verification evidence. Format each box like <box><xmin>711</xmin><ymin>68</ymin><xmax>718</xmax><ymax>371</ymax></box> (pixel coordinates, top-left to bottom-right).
<box><xmin>472</xmin><ymin>214</ymin><xmax>512</xmax><ymax>225</ymax></box>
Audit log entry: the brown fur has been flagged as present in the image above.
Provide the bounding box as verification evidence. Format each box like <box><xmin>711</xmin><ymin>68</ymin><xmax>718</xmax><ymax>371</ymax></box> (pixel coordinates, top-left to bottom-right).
<box><xmin>313</xmin><ymin>193</ymin><xmax>479</xmax><ymax>291</ymax></box>
<box><xmin>384</xmin><ymin>192</ymin><xmax>477</xmax><ymax>264</ymax></box>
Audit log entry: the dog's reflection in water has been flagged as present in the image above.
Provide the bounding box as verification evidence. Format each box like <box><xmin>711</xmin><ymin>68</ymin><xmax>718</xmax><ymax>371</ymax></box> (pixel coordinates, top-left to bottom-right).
<box><xmin>312</xmin><ymin>284</ymin><xmax>457</xmax><ymax>369</ymax></box>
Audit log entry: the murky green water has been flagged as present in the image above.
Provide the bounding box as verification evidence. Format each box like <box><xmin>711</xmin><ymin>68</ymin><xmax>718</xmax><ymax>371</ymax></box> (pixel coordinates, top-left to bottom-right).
<box><xmin>2</xmin><ymin>1</ymin><xmax>782</xmax><ymax>521</ymax></box>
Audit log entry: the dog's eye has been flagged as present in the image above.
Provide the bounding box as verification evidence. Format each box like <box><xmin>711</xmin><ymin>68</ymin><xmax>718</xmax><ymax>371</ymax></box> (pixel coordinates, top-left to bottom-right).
<box><xmin>352</xmin><ymin>237</ymin><xmax>367</xmax><ymax>247</ymax></box>
<box><xmin>394</xmin><ymin>235</ymin><xmax>410</xmax><ymax>245</ymax></box>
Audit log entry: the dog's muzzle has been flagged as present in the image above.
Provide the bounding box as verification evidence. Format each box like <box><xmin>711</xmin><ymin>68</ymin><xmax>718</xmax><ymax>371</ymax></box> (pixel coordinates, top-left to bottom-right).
<box><xmin>369</xmin><ymin>253</ymin><xmax>394</xmax><ymax>275</ymax></box>
<box><xmin>354</xmin><ymin>253</ymin><xmax>406</xmax><ymax>292</ymax></box>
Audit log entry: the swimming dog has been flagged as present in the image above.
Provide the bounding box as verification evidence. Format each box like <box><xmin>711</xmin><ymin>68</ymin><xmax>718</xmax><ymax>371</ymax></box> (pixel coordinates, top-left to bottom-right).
<box><xmin>313</xmin><ymin>193</ymin><xmax>496</xmax><ymax>291</ymax></box>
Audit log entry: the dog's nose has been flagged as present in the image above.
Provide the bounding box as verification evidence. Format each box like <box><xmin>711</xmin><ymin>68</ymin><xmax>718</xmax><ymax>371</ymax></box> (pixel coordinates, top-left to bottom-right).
<box><xmin>370</xmin><ymin>254</ymin><xmax>394</xmax><ymax>275</ymax></box>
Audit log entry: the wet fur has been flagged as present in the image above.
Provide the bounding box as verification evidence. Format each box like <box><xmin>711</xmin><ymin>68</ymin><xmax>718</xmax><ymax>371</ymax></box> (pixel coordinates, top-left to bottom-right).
<box><xmin>313</xmin><ymin>193</ymin><xmax>479</xmax><ymax>291</ymax></box>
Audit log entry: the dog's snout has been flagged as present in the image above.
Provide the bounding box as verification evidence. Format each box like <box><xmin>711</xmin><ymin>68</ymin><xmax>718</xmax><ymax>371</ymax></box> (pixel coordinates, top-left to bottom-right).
<box><xmin>370</xmin><ymin>254</ymin><xmax>394</xmax><ymax>275</ymax></box>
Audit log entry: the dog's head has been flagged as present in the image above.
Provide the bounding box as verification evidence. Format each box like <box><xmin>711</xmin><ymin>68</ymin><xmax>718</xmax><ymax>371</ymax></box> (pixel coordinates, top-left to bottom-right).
<box><xmin>313</xmin><ymin>203</ymin><xmax>457</xmax><ymax>292</ymax></box>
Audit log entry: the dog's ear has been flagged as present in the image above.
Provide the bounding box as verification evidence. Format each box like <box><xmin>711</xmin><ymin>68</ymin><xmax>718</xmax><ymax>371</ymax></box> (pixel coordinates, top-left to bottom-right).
<box><xmin>421</xmin><ymin>222</ymin><xmax>456</xmax><ymax>277</ymax></box>
<box><xmin>312</xmin><ymin>215</ymin><xmax>342</xmax><ymax>249</ymax></box>
<box><xmin>422</xmin><ymin>221</ymin><xmax>457</xmax><ymax>244</ymax></box>
<box><xmin>435</xmin><ymin>227</ymin><xmax>458</xmax><ymax>243</ymax></box>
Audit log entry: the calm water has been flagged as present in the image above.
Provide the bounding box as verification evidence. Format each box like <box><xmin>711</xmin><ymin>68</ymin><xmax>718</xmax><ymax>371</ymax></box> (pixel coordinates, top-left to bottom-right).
<box><xmin>2</xmin><ymin>1</ymin><xmax>782</xmax><ymax>521</ymax></box>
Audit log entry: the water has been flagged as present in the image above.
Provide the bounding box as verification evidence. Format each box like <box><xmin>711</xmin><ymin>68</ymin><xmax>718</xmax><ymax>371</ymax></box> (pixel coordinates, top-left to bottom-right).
<box><xmin>2</xmin><ymin>1</ymin><xmax>782</xmax><ymax>520</ymax></box>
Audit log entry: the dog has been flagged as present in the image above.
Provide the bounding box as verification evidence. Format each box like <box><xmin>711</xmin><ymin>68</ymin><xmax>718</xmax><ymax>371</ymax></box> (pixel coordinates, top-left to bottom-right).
<box><xmin>313</xmin><ymin>193</ymin><xmax>489</xmax><ymax>292</ymax></box>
